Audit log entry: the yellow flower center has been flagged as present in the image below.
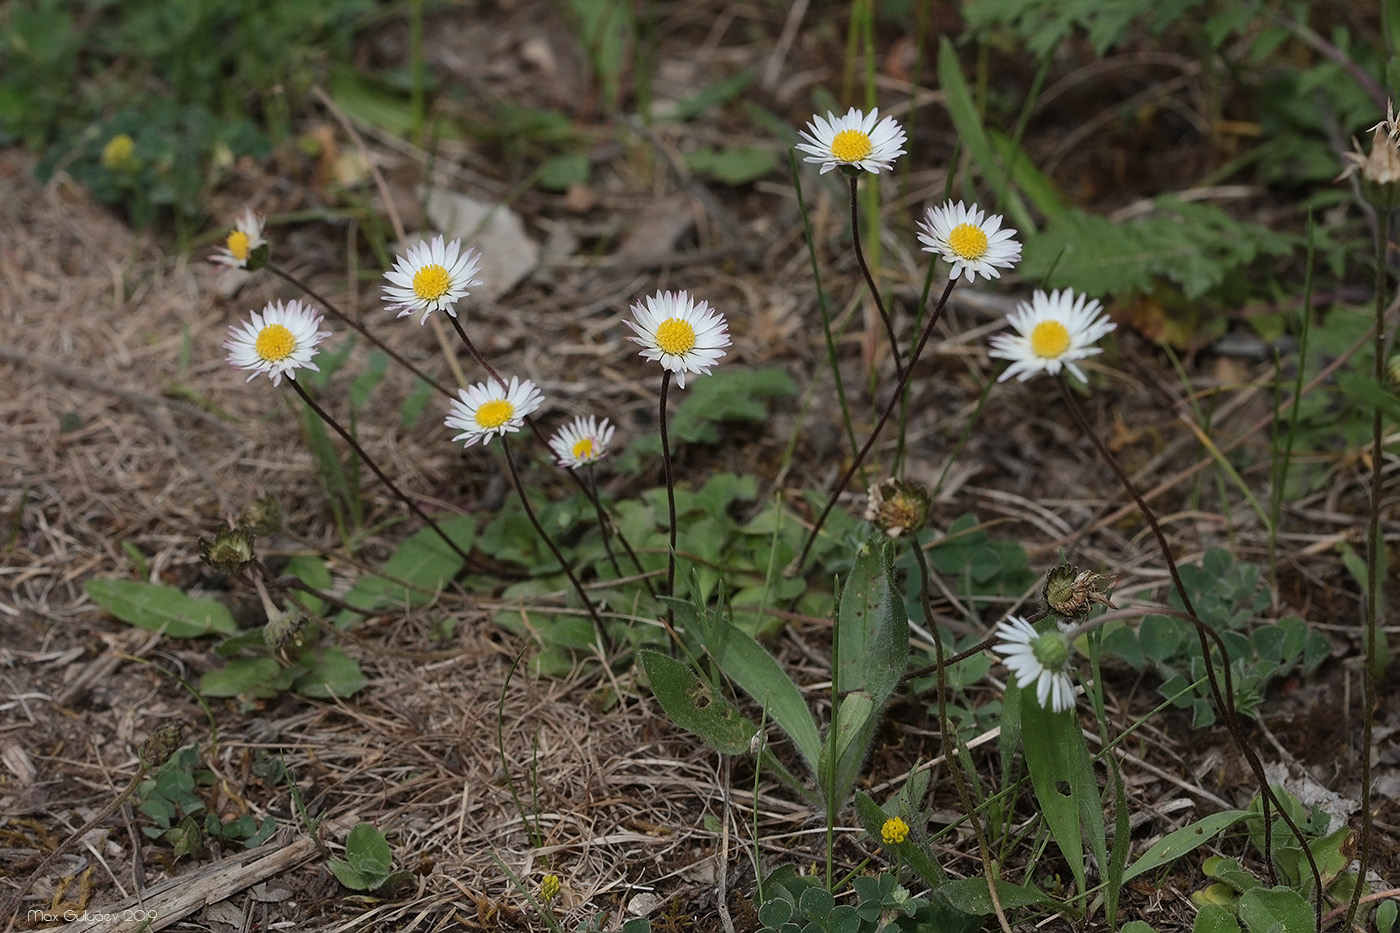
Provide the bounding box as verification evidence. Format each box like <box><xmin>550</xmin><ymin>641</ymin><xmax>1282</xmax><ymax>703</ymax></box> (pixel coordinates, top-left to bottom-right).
<box><xmin>571</xmin><ymin>437</ymin><xmax>596</xmax><ymax>461</ymax></box>
<box><xmin>475</xmin><ymin>399</ymin><xmax>514</xmax><ymax>429</ymax></box>
<box><xmin>227</xmin><ymin>230</ymin><xmax>251</xmax><ymax>262</ymax></box>
<box><xmin>1030</xmin><ymin>320</ymin><xmax>1071</xmax><ymax>359</ymax></box>
<box><xmin>947</xmin><ymin>223</ymin><xmax>988</xmax><ymax>260</ymax></box>
<box><xmin>254</xmin><ymin>324</ymin><xmax>296</xmax><ymax>362</ymax></box>
<box><xmin>830</xmin><ymin>129</ymin><xmax>873</xmax><ymax>163</ymax></box>
<box><xmin>101</xmin><ymin>134</ymin><xmax>135</xmax><ymax>170</ymax></box>
<box><xmin>413</xmin><ymin>263</ymin><xmax>452</xmax><ymax>301</ymax></box>
<box><xmin>655</xmin><ymin>318</ymin><xmax>696</xmax><ymax>356</ymax></box>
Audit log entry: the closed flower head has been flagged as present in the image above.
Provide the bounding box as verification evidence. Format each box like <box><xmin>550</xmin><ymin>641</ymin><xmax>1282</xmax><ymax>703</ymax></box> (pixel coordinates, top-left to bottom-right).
<box><xmin>626</xmin><ymin>290</ymin><xmax>730</xmax><ymax>388</ymax></box>
<box><xmin>988</xmin><ymin>288</ymin><xmax>1116</xmax><ymax>384</ymax></box>
<box><xmin>383</xmin><ymin>235</ymin><xmax>484</xmax><ymax>324</ymax></box>
<box><xmin>549</xmin><ymin>415</ymin><xmax>615</xmax><ymax>469</ymax></box>
<box><xmin>445</xmin><ymin>376</ymin><xmax>544</xmax><ymax>447</ymax></box>
<box><xmin>917</xmin><ymin>201</ymin><xmax>1021</xmax><ymax>283</ymax></box>
<box><xmin>224</xmin><ymin>299</ymin><xmax>330</xmax><ymax>386</ymax></box>
<box><xmin>212</xmin><ymin>209</ymin><xmax>268</xmax><ymax>270</ymax></box>
<box><xmin>796</xmin><ymin>107</ymin><xmax>907</xmax><ymax>175</ymax></box>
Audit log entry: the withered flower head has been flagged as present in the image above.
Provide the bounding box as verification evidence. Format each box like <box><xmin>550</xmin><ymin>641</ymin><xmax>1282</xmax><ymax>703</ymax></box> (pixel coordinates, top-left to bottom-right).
<box><xmin>1043</xmin><ymin>562</ymin><xmax>1117</xmax><ymax>620</ymax></box>
<box><xmin>139</xmin><ymin>722</ymin><xmax>187</xmax><ymax>769</ymax></box>
<box><xmin>1341</xmin><ymin>105</ymin><xmax>1400</xmax><ymax>211</ymax></box>
<box><xmin>864</xmin><ymin>478</ymin><xmax>931</xmax><ymax>539</ymax></box>
<box><xmin>264</xmin><ymin>605</ymin><xmax>314</xmax><ymax>664</ymax></box>
<box><xmin>199</xmin><ymin>524</ymin><xmax>255</xmax><ymax>575</ymax></box>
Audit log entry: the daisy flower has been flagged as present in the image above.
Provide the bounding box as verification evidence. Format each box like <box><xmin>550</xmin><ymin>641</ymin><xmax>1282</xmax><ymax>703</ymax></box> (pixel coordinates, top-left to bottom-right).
<box><xmin>382</xmin><ymin>236</ymin><xmax>484</xmax><ymax>324</ymax></box>
<box><xmin>988</xmin><ymin>288</ymin><xmax>1116</xmax><ymax>384</ymax></box>
<box><xmin>625</xmin><ymin>290</ymin><xmax>730</xmax><ymax>389</ymax></box>
<box><xmin>549</xmin><ymin>415</ymin><xmax>616</xmax><ymax>469</ymax></box>
<box><xmin>795</xmin><ymin>107</ymin><xmax>907</xmax><ymax>175</ymax></box>
<box><xmin>212</xmin><ymin>209</ymin><xmax>267</xmax><ymax>269</ymax></box>
<box><xmin>224</xmin><ymin>299</ymin><xmax>330</xmax><ymax>386</ymax></box>
<box><xmin>916</xmin><ymin>201</ymin><xmax>1021</xmax><ymax>282</ymax></box>
<box><xmin>992</xmin><ymin>616</ymin><xmax>1076</xmax><ymax>713</ymax></box>
<box><xmin>445</xmin><ymin>376</ymin><xmax>544</xmax><ymax>448</ymax></box>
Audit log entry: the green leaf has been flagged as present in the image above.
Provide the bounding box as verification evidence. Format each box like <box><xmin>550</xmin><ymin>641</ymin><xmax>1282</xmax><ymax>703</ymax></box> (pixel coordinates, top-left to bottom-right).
<box><xmin>639</xmin><ymin>650</ymin><xmax>757</xmax><ymax>756</ymax></box>
<box><xmin>1124</xmin><ymin>810</ymin><xmax>1253</xmax><ymax>882</ymax></box>
<box><xmin>85</xmin><ymin>579</ymin><xmax>237</xmax><ymax>638</ymax></box>
<box><xmin>349</xmin><ymin>351</ymin><xmax>389</xmax><ymax>410</ymax></box>
<box><xmin>685</xmin><ymin>146</ymin><xmax>778</xmax><ymax>185</ymax></box>
<box><xmin>1119</xmin><ymin>923</ymin><xmax>1159</xmax><ymax>933</ymax></box>
<box><xmin>1192</xmin><ymin>903</ymin><xmax>1243</xmax><ymax>933</ymax></box>
<box><xmin>334</xmin><ymin>516</ymin><xmax>475</xmax><ymax>626</ymax></box>
<box><xmin>1236</xmin><ymin>886</ymin><xmax>1316</xmax><ymax>932</ymax></box>
<box><xmin>537</xmin><ymin>152</ymin><xmax>590</xmax><ymax>191</ymax></box>
<box><xmin>691</xmin><ymin>608</ymin><xmax>821</xmax><ymax>773</ymax></box>
<box><xmin>665</xmin><ymin>69</ymin><xmax>756</xmax><ymax>122</ymax></box>
<box><xmin>282</xmin><ymin>554</ymin><xmax>331</xmax><ymax>615</ymax></box>
<box><xmin>937</xmin><ymin>36</ymin><xmax>1032</xmax><ymax>232</ymax></box>
<box><xmin>346</xmin><ymin>822</ymin><xmax>393</xmax><ymax>873</ymax></box>
<box><xmin>199</xmin><ymin>657</ymin><xmax>298</xmax><ymax>699</ymax></box>
<box><xmin>835</xmin><ymin>536</ymin><xmax>908</xmax><ymax>705</ymax></box>
<box><xmin>1018</xmin><ymin>689</ymin><xmax>1101</xmax><ymax>898</ymax></box>
<box><xmin>1377</xmin><ymin>899</ymin><xmax>1397</xmax><ymax>933</ymax></box>
<box><xmin>1020</xmin><ymin>198</ymin><xmax>1294</xmax><ymax>301</ymax></box>
<box><xmin>294</xmin><ymin>647</ymin><xmax>368</xmax><ymax>699</ymax></box>
<box><xmin>936</xmin><ymin>877</ymin><xmax>1048</xmax><ymax>914</ymax></box>
<box><xmin>328</xmin><ymin>66</ymin><xmax>417</xmax><ymax>135</ymax></box>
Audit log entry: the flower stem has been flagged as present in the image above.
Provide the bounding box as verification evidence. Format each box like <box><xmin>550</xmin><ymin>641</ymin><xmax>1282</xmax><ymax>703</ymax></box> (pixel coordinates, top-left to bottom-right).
<box><xmin>1055</xmin><ymin>375</ymin><xmax>1322</xmax><ymax>916</ymax></box>
<box><xmin>792</xmin><ymin>279</ymin><xmax>957</xmax><ymax>573</ymax></box>
<box><xmin>909</xmin><ymin>541</ymin><xmax>1012</xmax><ymax>933</ymax></box>
<box><xmin>660</xmin><ymin>370</ymin><xmax>677</xmax><ymax>631</ymax></box>
<box><xmin>848</xmin><ymin>174</ymin><xmax>904</xmax><ymax>382</ymax></box>
<box><xmin>267</xmin><ymin>263</ymin><xmax>451</xmax><ymax>398</ymax></box>
<box><xmin>286</xmin><ymin>378</ymin><xmax>477</xmax><ymax>570</ymax></box>
<box><xmin>501</xmin><ymin>437</ymin><xmax>609</xmax><ymax>649</ymax></box>
<box><xmin>583</xmin><ymin>466</ymin><xmax>657</xmax><ymax>598</ymax></box>
<box><xmin>1344</xmin><ymin>205</ymin><xmax>1391</xmax><ymax>931</ymax></box>
<box><xmin>445</xmin><ymin>314</ymin><xmax>654</xmax><ymax>589</ymax></box>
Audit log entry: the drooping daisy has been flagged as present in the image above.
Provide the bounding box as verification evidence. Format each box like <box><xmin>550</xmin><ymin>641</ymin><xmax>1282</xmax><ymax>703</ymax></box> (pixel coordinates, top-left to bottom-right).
<box><xmin>988</xmin><ymin>288</ymin><xmax>1116</xmax><ymax>384</ymax></box>
<box><xmin>992</xmin><ymin>616</ymin><xmax>1076</xmax><ymax>713</ymax></box>
<box><xmin>382</xmin><ymin>236</ymin><xmax>484</xmax><ymax>324</ymax></box>
<box><xmin>795</xmin><ymin>107</ymin><xmax>907</xmax><ymax>175</ymax></box>
<box><xmin>212</xmin><ymin>209</ymin><xmax>267</xmax><ymax>269</ymax></box>
<box><xmin>917</xmin><ymin>201</ymin><xmax>1021</xmax><ymax>282</ymax></box>
<box><xmin>445</xmin><ymin>376</ymin><xmax>544</xmax><ymax>448</ymax></box>
<box><xmin>549</xmin><ymin>415</ymin><xmax>616</xmax><ymax>469</ymax></box>
<box><xmin>224</xmin><ymin>299</ymin><xmax>330</xmax><ymax>386</ymax></box>
<box><xmin>625</xmin><ymin>290</ymin><xmax>730</xmax><ymax>389</ymax></box>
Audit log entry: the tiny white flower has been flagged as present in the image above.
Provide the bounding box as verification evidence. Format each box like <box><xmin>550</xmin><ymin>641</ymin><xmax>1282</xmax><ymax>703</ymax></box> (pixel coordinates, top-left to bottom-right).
<box><xmin>917</xmin><ymin>201</ymin><xmax>1021</xmax><ymax>282</ymax></box>
<box><xmin>445</xmin><ymin>377</ymin><xmax>544</xmax><ymax>447</ymax></box>
<box><xmin>993</xmin><ymin>616</ymin><xmax>1076</xmax><ymax>713</ymax></box>
<box><xmin>795</xmin><ymin>107</ymin><xmax>907</xmax><ymax>175</ymax></box>
<box><xmin>549</xmin><ymin>415</ymin><xmax>616</xmax><ymax>469</ymax></box>
<box><xmin>224</xmin><ymin>299</ymin><xmax>330</xmax><ymax>387</ymax></box>
<box><xmin>382</xmin><ymin>235</ymin><xmax>484</xmax><ymax>324</ymax></box>
<box><xmin>211</xmin><ymin>209</ymin><xmax>267</xmax><ymax>269</ymax></box>
<box><xmin>625</xmin><ymin>290</ymin><xmax>730</xmax><ymax>389</ymax></box>
<box><xmin>988</xmin><ymin>288</ymin><xmax>1116</xmax><ymax>384</ymax></box>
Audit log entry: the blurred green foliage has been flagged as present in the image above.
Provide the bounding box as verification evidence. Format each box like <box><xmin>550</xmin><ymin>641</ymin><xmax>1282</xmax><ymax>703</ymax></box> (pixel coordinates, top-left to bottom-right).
<box><xmin>0</xmin><ymin>0</ymin><xmax>376</xmax><ymax>235</ymax></box>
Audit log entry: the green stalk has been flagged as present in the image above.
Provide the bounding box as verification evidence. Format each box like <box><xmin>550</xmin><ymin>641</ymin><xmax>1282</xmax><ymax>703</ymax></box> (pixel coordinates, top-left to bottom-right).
<box><xmin>1344</xmin><ymin>205</ymin><xmax>1391</xmax><ymax>931</ymax></box>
